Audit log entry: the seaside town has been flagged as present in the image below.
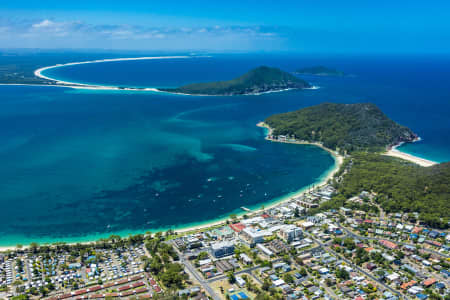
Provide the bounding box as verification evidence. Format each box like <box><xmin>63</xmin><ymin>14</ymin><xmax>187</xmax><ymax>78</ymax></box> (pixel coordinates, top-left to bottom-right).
<box><xmin>1</xmin><ymin>144</ymin><xmax>448</xmax><ymax>300</ymax></box>
<box><xmin>2</xmin><ymin>1</ymin><xmax>450</xmax><ymax>300</ymax></box>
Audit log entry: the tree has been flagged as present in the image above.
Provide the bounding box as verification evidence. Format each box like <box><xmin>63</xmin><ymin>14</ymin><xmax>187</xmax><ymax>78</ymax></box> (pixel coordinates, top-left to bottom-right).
<box><xmin>150</xmin><ymin>259</ymin><xmax>163</xmax><ymax>274</ymax></box>
<box><xmin>227</xmin><ymin>271</ymin><xmax>236</xmax><ymax>284</ymax></box>
<box><xmin>39</xmin><ymin>286</ymin><xmax>48</xmax><ymax>297</ymax></box>
<box><xmin>343</xmin><ymin>238</ymin><xmax>355</xmax><ymax>250</ymax></box>
<box><xmin>11</xmin><ymin>295</ymin><xmax>28</xmax><ymax>300</ymax></box>
<box><xmin>197</xmin><ymin>251</ymin><xmax>208</xmax><ymax>260</ymax></box>
<box><xmin>262</xmin><ymin>278</ymin><xmax>271</xmax><ymax>291</ymax></box>
<box><xmin>333</xmin><ymin>237</ymin><xmax>343</xmax><ymax>245</ymax></box>
<box><xmin>283</xmin><ymin>273</ymin><xmax>294</xmax><ymax>284</ymax></box>
<box><xmin>336</xmin><ymin>268</ymin><xmax>350</xmax><ymax>280</ymax></box>
<box><xmin>29</xmin><ymin>242</ymin><xmax>39</xmax><ymax>253</ymax></box>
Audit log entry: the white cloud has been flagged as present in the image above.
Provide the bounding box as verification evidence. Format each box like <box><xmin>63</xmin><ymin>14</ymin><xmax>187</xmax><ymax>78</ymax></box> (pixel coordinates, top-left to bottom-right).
<box><xmin>32</xmin><ymin>19</ymin><xmax>55</xmax><ymax>28</ymax></box>
<box><xmin>0</xmin><ymin>17</ymin><xmax>284</xmax><ymax>50</ymax></box>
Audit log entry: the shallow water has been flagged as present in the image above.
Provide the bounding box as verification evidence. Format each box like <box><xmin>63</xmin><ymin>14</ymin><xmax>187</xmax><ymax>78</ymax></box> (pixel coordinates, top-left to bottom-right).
<box><xmin>0</xmin><ymin>84</ymin><xmax>335</xmax><ymax>246</ymax></box>
<box><xmin>1</xmin><ymin>53</ymin><xmax>449</xmax><ymax>246</ymax></box>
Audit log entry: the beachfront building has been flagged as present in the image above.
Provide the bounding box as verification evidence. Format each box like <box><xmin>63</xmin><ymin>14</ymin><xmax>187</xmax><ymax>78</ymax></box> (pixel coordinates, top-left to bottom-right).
<box><xmin>207</xmin><ymin>226</ymin><xmax>235</xmax><ymax>240</ymax></box>
<box><xmin>277</xmin><ymin>135</ymin><xmax>287</xmax><ymax>142</ymax></box>
<box><xmin>211</xmin><ymin>241</ymin><xmax>235</xmax><ymax>258</ymax></box>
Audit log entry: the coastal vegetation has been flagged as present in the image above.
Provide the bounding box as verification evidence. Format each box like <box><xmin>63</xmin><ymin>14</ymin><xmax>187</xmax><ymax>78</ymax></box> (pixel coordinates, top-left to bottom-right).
<box><xmin>266</xmin><ymin>102</ymin><xmax>448</xmax><ymax>228</ymax></box>
<box><xmin>295</xmin><ymin>65</ymin><xmax>345</xmax><ymax>76</ymax></box>
<box><xmin>325</xmin><ymin>153</ymin><xmax>450</xmax><ymax>228</ymax></box>
<box><xmin>265</xmin><ymin>102</ymin><xmax>417</xmax><ymax>153</ymax></box>
<box><xmin>159</xmin><ymin>66</ymin><xmax>310</xmax><ymax>95</ymax></box>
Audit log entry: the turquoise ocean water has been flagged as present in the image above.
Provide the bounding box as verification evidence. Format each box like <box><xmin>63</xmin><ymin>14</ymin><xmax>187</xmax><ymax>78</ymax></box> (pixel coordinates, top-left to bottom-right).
<box><xmin>0</xmin><ymin>53</ymin><xmax>449</xmax><ymax>246</ymax></box>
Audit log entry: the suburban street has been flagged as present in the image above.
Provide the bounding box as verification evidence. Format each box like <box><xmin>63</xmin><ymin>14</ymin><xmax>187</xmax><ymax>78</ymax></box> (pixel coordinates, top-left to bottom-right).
<box><xmin>305</xmin><ymin>232</ymin><xmax>408</xmax><ymax>300</ymax></box>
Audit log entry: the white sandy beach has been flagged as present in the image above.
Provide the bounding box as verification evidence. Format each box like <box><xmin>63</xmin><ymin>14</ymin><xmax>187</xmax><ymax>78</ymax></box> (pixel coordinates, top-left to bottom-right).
<box><xmin>33</xmin><ymin>56</ymin><xmax>190</xmax><ymax>92</ymax></box>
<box><xmin>384</xmin><ymin>146</ymin><xmax>437</xmax><ymax>167</ymax></box>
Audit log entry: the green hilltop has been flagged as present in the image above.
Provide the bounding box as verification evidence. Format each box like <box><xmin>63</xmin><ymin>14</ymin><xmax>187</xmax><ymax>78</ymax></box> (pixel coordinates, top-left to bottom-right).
<box><xmin>265</xmin><ymin>102</ymin><xmax>417</xmax><ymax>153</ymax></box>
<box><xmin>159</xmin><ymin>66</ymin><xmax>310</xmax><ymax>95</ymax></box>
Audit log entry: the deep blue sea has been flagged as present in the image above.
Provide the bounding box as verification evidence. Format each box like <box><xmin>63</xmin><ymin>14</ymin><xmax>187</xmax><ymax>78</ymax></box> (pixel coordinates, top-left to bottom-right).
<box><xmin>1</xmin><ymin>53</ymin><xmax>449</xmax><ymax>246</ymax></box>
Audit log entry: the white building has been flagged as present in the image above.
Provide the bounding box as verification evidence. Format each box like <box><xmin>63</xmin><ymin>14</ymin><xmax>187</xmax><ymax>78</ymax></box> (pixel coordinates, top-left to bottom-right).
<box><xmin>256</xmin><ymin>243</ymin><xmax>273</xmax><ymax>257</ymax></box>
<box><xmin>235</xmin><ymin>275</ymin><xmax>246</xmax><ymax>287</ymax></box>
<box><xmin>240</xmin><ymin>227</ymin><xmax>270</xmax><ymax>246</ymax></box>
<box><xmin>278</xmin><ymin>225</ymin><xmax>303</xmax><ymax>243</ymax></box>
<box><xmin>211</xmin><ymin>241</ymin><xmax>235</xmax><ymax>258</ymax></box>
<box><xmin>300</xmin><ymin>221</ymin><xmax>315</xmax><ymax>229</ymax></box>
<box><xmin>241</xmin><ymin>216</ymin><xmax>264</xmax><ymax>226</ymax></box>
<box><xmin>239</xmin><ymin>253</ymin><xmax>252</xmax><ymax>265</ymax></box>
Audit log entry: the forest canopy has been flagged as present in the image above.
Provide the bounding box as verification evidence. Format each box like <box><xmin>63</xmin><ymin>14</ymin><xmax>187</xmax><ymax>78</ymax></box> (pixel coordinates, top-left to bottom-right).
<box><xmin>265</xmin><ymin>103</ymin><xmax>417</xmax><ymax>153</ymax></box>
<box><xmin>334</xmin><ymin>153</ymin><xmax>450</xmax><ymax>228</ymax></box>
<box><xmin>159</xmin><ymin>66</ymin><xmax>310</xmax><ymax>95</ymax></box>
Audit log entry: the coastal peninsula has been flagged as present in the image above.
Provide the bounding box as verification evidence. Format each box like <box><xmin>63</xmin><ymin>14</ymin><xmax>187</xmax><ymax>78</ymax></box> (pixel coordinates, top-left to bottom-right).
<box><xmin>261</xmin><ymin>102</ymin><xmax>449</xmax><ymax>227</ymax></box>
<box><xmin>159</xmin><ymin>66</ymin><xmax>311</xmax><ymax>95</ymax></box>
<box><xmin>295</xmin><ymin>65</ymin><xmax>345</xmax><ymax>76</ymax></box>
<box><xmin>264</xmin><ymin>102</ymin><xmax>417</xmax><ymax>154</ymax></box>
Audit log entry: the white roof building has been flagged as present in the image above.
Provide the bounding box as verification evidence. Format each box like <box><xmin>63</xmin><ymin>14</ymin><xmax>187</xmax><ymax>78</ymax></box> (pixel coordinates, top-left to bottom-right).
<box><xmin>300</xmin><ymin>221</ymin><xmax>315</xmax><ymax>229</ymax></box>
<box><xmin>241</xmin><ymin>227</ymin><xmax>271</xmax><ymax>245</ymax></box>
<box><xmin>235</xmin><ymin>275</ymin><xmax>246</xmax><ymax>287</ymax></box>
<box><xmin>386</xmin><ymin>273</ymin><xmax>399</xmax><ymax>281</ymax></box>
<box><xmin>256</xmin><ymin>243</ymin><xmax>273</xmax><ymax>257</ymax></box>
<box><xmin>273</xmin><ymin>279</ymin><xmax>285</xmax><ymax>287</ymax></box>
<box><xmin>241</xmin><ymin>217</ymin><xmax>264</xmax><ymax>226</ymax></box>
<box><xmin>198</xmin><ymin>259</ymin><xmax>212</xmax><ymax>266</ymax></box>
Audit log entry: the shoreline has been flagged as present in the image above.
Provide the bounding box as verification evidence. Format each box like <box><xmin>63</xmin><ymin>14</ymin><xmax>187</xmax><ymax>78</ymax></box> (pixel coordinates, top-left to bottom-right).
<box><xmin>158</xmin><ymin>86</ymin><xmax>319</xmax><ymax>97</ymax></box>
<box><xmin>29</xmin><ymin>56</ymin><xmax>320</xmax><ymax>96</ymax></box>
<box><xmin>33</xmin><ymin>56</ymin><xmax>189</xmax><ymax>92</ymax></box>
<box><xmin>0</xmin><ymin>122</ymin><xmax>342</xmax><ymax>251</ymax></box>
<box><xmin>384</xmin><ymin>141</ymin><xmax>437</xmax><ymax>167</ymax></box>
<box><xmin>0</xmin><ymin>82</ymin><xmax>318</xmax><ymax>96</ymax></box>
<box><xmin>256</xmin><ymin>121</ymin><xmax>344</xmax><ymax>163</ymax></box>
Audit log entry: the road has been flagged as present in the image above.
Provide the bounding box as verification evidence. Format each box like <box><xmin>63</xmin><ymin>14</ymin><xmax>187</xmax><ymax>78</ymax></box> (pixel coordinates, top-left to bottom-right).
<box><xmin>171</xmin><ymin>242</ymin><xmax>222</xmax><ymax>300</ymax></box>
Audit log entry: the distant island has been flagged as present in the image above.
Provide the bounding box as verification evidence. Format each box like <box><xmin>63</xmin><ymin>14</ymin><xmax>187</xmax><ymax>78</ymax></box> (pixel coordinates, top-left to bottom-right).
<box><xmin>159</xmin><ymin>66</ymin><xmax>311</xmax><ymax>95</ymax></box>
<box><xmin>264</xmin><ymin>102</ymin><xmax>417</xmax><ymax>154</ymax></box>
<box><xmin>295</xmin><ymin>65</ymin><xmax>345</xmax><ymax>76</ymax></box>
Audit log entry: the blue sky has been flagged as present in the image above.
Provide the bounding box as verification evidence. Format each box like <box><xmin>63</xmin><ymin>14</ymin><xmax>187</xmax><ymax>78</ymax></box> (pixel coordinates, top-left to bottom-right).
<box><xmin>1</xmin><ymin>0</ymin><xmax>449</xmax><ymax>53</ymax></box>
